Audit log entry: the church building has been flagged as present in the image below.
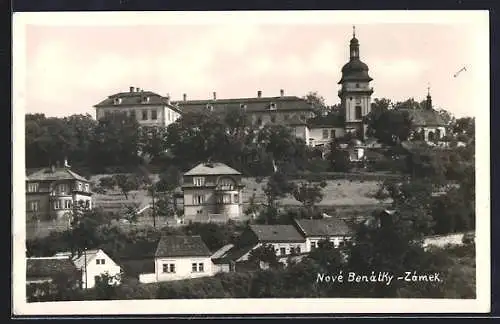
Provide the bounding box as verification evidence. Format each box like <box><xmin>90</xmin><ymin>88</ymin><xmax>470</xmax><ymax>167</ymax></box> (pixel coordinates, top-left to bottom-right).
<box><xmin>307</xmin><ymin>26</ymin><xmax>374</xmax><ymax>146</ymax></box>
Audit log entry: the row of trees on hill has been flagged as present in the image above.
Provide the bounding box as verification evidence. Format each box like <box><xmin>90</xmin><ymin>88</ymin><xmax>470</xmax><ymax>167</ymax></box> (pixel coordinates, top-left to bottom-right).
<box><xmin>25</xmin><ymin>94</ymin><xmax>475</xmax><ymax>176</ymax></box>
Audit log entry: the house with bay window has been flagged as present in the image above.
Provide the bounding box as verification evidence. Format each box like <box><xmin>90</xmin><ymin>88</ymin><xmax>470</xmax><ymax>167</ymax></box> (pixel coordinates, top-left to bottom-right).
<box><xmin>182</xmin><ymin>162</ymin><xmax>245</xmax><ymax>223</ymax></box>
<box><xmin>25</xmin><ymin>162</ymin><xmax>93</xmax><ymax>221</ymax></box>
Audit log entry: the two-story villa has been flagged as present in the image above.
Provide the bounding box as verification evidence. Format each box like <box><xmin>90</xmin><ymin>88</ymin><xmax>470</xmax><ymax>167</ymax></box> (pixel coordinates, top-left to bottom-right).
<box><xmin>26</xmin><ymin>162</ymin><xmax>93</xmax><ymax>221</ymax></box>
<box><xmin>93</xmin><ymin>86</ymin><xmax>182</xmax><ymax>127</ymax></box>
<box><xmin>182</xmin><ymin>162</ymin><xmax>245</xmax><ymax>223</ymax></box>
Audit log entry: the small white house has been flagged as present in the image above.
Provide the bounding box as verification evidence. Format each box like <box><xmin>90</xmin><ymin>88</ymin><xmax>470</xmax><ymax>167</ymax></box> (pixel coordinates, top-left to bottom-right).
<box><xmin>54</xmin><ymin>249</ymin><xmax>121</xmax><ymax>289</ymax></box>
<box><xmin>153</xmin><ymin>235</ymin><xmax>214</xmax><ymax>282</ymax></box>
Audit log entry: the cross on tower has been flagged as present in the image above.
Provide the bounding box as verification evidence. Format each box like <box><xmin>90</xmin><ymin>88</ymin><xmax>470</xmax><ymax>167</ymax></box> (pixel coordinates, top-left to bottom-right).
<box><xmin>427</xmin><ymin>82</ymin><xmax>431</xmax><ymax>96</ymax></box>
<box><xmin>353</xmin><ymin>25</ymin><xmax>356</xmax><ymax>37</ymax></box>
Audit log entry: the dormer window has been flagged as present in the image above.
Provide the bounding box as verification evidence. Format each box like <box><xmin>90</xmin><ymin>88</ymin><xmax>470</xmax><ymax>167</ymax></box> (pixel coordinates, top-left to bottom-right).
<box><xmin>269</xmin><ymin>102</ymin><xmax>277</xmax><ymax>110</ymax></box>
<box><xmin>206</xmin><ymin>105</ymin><xmax>214</xmax><ymax>112</ymax></box>
<box><xmin>113</xmin><ymin>98</ymin><xmax>122</xmax><ymax>105</ymax></box>
<box><xmin>142</xmin><ymin>96</ymin><xmax>150</xmax><ymax>104</ymax></box>
<box><xmin>240</xmin><ymin>104</ymin><xmax>247</xmax><ymax>110</ymax></box>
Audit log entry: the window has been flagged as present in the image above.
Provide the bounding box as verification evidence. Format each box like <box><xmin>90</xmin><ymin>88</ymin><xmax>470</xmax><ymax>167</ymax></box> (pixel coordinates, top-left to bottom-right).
<box><xmin>311</xmin><ymin>241</ymin><xmax>317</xmax><ymax>249</ymax></box>
<box><xmin>27</xmin><ymin>183</ymin><xmax>39</xmax><ymax>193</ymax></box>
<box><xmin>162</xmin><ymin>264</ymin><xmax>175</xmax><ymax>273</ymax></box>
<box><xmin>193</xmin><ymin>195</ymin><xmax>205</xmax><ymax>205</ymax></box>
<box><xmin>77</xmin><ymin>182</ymin><xmax>82</xmax><ymax>191</ymax></box>
<box><xmin>64</xmin><ymin>200</ymin><xmax>72</xmax><ymax>209</ymax></box>
<box><xmin>355</xmin><ymin>106</ymin><xmax>362</xmax><ymax>120</ymax></box>
<box><xmin>142</xmin><ymin>110</ymin><xmax>148</xmax><ymax>120</ymax></box>
<box><xmin>192</xmin><ymin>263</ymin><xmax>198</xmax><ymax>272</ymax></box>
<box><xmin>151</xmin><ymin>109</ymin><xmax>157</xmax><ymax>120</ymax></box>
<box><xmin>142</xmin><ymin>96</ymin><xmax>150</xmax><ymax>103</ymax></box>
<box><xmin>222</xmin><ymin>194</ymin><xmax>231</xmax><ymax>204</ymax></box>
<box><xmin>198</xmin><ymin>263</ymin><xmax>204</xmax><ymax>272</ymax></box>
<box><xmin>322</xmin><ymin>129</ymin><xmax>329</xmax><ymax>139</ymax></box>
<box><xmin>85</xmin><ymin>184</ymin><xmax>90</xmax><ymax>192</ymax></box>
<box><xmin>270</xmin><ymin>115</ymin><xmax>276</xmax><ymax>123</ymax></box>
<box><xmin>85</xmin><ymin>200</ymin><xmax>90</xmax><ymax>209</ymax></box>
<box><xmin>280</xmin><ymin>248</ymin><xmax>286</xmax><ymax>256</ymax></box>
<box><xmin>130</xmin><ymin>110</ymin><xmax>136</xmax><ymax>119</ymax></box>
<box><xmin>218</xmin><ymin>178</ymin><xmax>234</xmax><ymax>190</ymax></box>
<box><xmin>256</xmin><ymin>118</ymin><xmax>263</xmax><ymax>126</ymax></box>
<box><xmin>197</xmin><ymin>209</ymin><xmax>203</xmax><ymax>215</ymax></box>
<box><xmin>53</xmin><ymin>200</ymin><xmax>62</xmax><ymax>210</ymax></box>
<box><xmin>240</xmin><ymin>104</ymin><xmax>247</xmax><ymax>110</ymax></box>
<box><xmin>113</xmin><ymin>98</ymin><xmax>122</xmax><ymax>105</ymax></box>
<box><xmin>296</xmin><ymin>246</ymin><xmax>301</xmax><ymax>254</ymax></box>
<box><xmin>330</xmin><ymin>129</ymin><xmax>336</xmax><ymax>139</ymax></box>
<box><xmin>355</xmin><ymin>83</ymin><xmax>360</xmax><ymax>88</ymax></box>
<box><xmin>349</xmin><ymin>97</ymin><xmax>353</xmax><ymax>101</ymax></box>
<box><xmin>193</xmin><ymin>177</ymin><xmax>205</xmax><ymax>186</ymax></box>
<box><xmin>233</xmin><ymin>194</ymin><xmax>239</xmax><ymax>203</ymax></box>
<box><xmin>57</xmin><ymin>184</ymin><xmax>69</xmax><ymax>194</ymax></box>
<box><xmin>96</xmin><ymin>259</ymin><xmax>106</xmax><ymax>265</ymax></box>
<box><xmin>290</xmin><ymin>247</ymin><xmax>295</xmax><ymax>254</ymax></box>
<box><xmin>28</xmin><ymin>200</ymin><xmax>40</xmax><ymax>212</ymax></box>
<box><xmin>269</xmin><ymin>102</ymin><xmax>276</xmax><ymax>110</ymax></box>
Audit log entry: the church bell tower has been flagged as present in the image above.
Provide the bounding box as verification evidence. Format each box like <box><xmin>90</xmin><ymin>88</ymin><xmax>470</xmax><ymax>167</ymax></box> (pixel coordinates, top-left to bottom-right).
<box><xmin>338</xmin><ymin>26</ymin><xmax>374</xmax><ymax>140</ymax></box>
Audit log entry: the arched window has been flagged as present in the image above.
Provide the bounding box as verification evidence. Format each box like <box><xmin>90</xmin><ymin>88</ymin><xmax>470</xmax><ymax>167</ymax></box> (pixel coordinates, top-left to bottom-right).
<box><xmin>427</xmin><ymin>131</ymin><xmax>435</xmax><ymax>142</ymax></box>
<box><xmin>435</xmin><ymin>129</ymin><xmax>441</xmax><ymax>139</ymax></box>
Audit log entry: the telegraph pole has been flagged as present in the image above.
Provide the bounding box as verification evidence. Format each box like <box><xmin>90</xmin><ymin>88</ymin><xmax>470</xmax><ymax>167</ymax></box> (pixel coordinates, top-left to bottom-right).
<box><xmin>84</xmin><ymin>247</ymin><xmax>88</xmax><ymax>289</ymax></box>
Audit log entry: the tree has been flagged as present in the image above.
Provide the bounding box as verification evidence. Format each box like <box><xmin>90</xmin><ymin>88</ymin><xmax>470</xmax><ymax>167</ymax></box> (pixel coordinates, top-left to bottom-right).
<box><xmin>292</xmin><ymin>180</ymin><xmax>327</xmax><ymax>218</ymax></box>
<box><xmin>366</xmin><ymin>108</ymin><xmax>413</xmax><ymax>146</ymax></box>
<box><xmin>260</xmin><ymin>172</ymin><xmax>296</xmax><ymax>224</ymax></box>
<box><xmin>112</xmin><ymin>174</ymin><xmax>140</xmax><ymax>200</ymax></box>
<box><xmin>248</xmin><ymin>244</ymin><xmax>281</xmax><ymax>269</ymax></box>
<box><xmin>304</xmin><ymin>91</ymin><xmax>328</xmax><ymax>116</ymax></box>
<box><xmin>138</xmin><ymin>126</ymin><xmax>168</xmax><ymax>162</ymax></box>
<box><xmin>93</xmin><ymin>272</ymin><xmax>122</xmax><ymax>300</ymax></box>
<box><xmin>327</xmin><ymin>140</ymin><xmax>351</xmax><ymax>172</ymax></box>
<box><xmin>89</xmin><ymin>112</ymin><xmax>141</xmax><ymax>172</ymax></box>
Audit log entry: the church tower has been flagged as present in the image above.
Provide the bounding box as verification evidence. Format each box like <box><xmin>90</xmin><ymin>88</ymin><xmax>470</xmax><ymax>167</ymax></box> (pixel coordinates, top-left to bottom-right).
<box><xmin>338</xmin><ymin>26</ymin><xmax>374</xmax><ymax>140</ymax></box>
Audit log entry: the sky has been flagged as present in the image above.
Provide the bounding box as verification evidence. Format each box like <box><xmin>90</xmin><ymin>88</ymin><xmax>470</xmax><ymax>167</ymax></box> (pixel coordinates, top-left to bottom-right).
<box><xmin>17</xmin><ymin>11</ymin><xmax>489</xmax><ymax>119</ymax></box>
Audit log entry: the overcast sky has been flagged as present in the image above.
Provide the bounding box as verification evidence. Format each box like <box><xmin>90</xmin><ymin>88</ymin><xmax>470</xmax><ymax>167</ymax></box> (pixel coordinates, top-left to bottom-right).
<box><xmin>16</xmin><ymin>11</ymin><xmax>489</xmax><ymax>119</ymax></box>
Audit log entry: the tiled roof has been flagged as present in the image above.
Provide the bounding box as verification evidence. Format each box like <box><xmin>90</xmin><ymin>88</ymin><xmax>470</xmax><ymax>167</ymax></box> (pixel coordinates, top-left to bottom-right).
<box><xmin>119</xmin><ymin>259</ymin><xmax>155</xmax><ymax>276</ymax></box>
<box><xmin>307</xmin><ymin>114</ymin><xmax>345</xmax><ymax>128</ymax></box>
<box><xmin>211</xmin><ymin>244</ymin><xmax>257</xmax><ymax>263</ymax></box>
<box><xmin>155</xmin><ymin>235</ymin><xmax>212</xmax><ymax>258</ymax></box>
<box><xmin>26</xmin><ymin>167</ymin><xmax>88</xmax><ymax>182</ymax></box>
<box><xmin>184</xmin><ymin>162</ymin><xmax>242</xmax><ymax>176</ymax></box>
<box><xmin>249</xmin><ymin>225</ymin><xmax>306</xmax><ymax>243</ymax></box>
<box><xmin>26</xmin><ymin>257</ymin><xmax>80</xmax><ymax>279</ymax></box>
<box><xmin>294</xmin><ymin>218</ymin><xmax>353</xmax><ymax>237</ymax></box>
<box><xmin>53</xmin><ymin>249</ymin><xmax>104</xmax><ymax>269</ymax></box>
<box><xmin>94</xmin><ymin>90</ymin><xmax>181</xmax><ymax>113</ymax></box>
<box><xmin>173</xmin><ymin>95</ymin><xmax>315</xmax><ymax>115</ymax></box>
<box><xmin>400</xmin><ymin>108</ymin><xmax>446</xmax><ymax>126</ymax></box>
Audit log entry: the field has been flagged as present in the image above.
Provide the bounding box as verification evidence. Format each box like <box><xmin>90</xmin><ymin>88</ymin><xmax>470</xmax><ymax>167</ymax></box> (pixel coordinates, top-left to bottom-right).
<box><xmin>26</xmin><ymin>175</ymin><xmax>391</xmax><ymax>239</ymax></box>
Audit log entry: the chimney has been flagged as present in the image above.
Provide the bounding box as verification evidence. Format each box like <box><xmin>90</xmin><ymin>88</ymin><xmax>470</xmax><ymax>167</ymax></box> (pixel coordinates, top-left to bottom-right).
<box><xmin>129</xmin><ymin>86</ymin><xmax>134</xmax><ymax>93</ymax></box>
<box><xmin>213</xmin><ymin>92</ymin><xmax>217</xmax><ymax>100</ymax></box>
<box><xmin>51</xmin><ymin>165</ymin><xmax>55</xmax><ymax>173</ymax></box>
<box><xmin>165</xmin><ymin>93</ymin><xmax>171</xmax><ymax>104</ymax></box>
<box><xmin>183</xmin><ymin>93</ymin><xmax>187</xmax><ymax>101</ymax></box>
<box><xmin>280</xmin><ymin>89</ymin><xmax>284</xmax><ymax>97</ymax></box>
<box><xmin>257</xmin><ymin>90</ymin><xmax>262</xmax><ymax>98</ymax></box>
